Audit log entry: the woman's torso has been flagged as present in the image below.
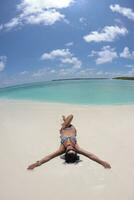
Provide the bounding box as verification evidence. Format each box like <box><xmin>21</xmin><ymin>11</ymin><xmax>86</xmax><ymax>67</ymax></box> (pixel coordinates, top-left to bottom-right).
<box><xmin>60</xmin><ymin>125</ymin><xmax>77</xmax><ymax>147</ymax></box>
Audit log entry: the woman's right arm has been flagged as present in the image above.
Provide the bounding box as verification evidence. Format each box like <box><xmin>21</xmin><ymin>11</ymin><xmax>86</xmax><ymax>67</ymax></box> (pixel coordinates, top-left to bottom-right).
<box><xmin>75</xmin><ymin>144</ymin><xmax>111</xmax><ymax>169</ymax></box>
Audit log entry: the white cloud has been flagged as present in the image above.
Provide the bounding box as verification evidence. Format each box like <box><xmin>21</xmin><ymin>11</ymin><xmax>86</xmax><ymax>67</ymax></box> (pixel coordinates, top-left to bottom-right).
<box><xmin>96</xmin><ymin>71</ymin><xmax>103</xmax><ymax>75</ymax></box>
<box><xmin>1</xmin><ymin>0</ymin><xmax>74</xmax><ymax>31</ymax></box>
<box><xmin>58</xmin><ymin>67</ymin><xmax>78</xmax><ymax>76</ymax></box>
<box><xmin>56</xmin><ymin>68</ymin><xmax>125</xmax><ymax>78</ymax></box>
<box><xmin>83</xmin><ymin>25</ymin><xmax>128</xmax><ymax>43</ymax></box>
<box><xmin>0</xmin><ymin>25</ymin><xmax>3</xmax><ymax>31</ymax></box>
<box><xmin>126</xmin><ymin>68</ymin><xmax>134</xmax><ymax>76</ymax></box>
<box><xmin>0</xmin><ymin>56</ymin><xmax>7</xmax><ymax>72</ymax></box>
<box><xmin>4</xmin><ymin>17</ymin><xmax>21</xmax><ymax>30</ymax></box>
<box><xmin>114</xmin><ymin>18</ymin><xmax>122</xmax><ymax>24</ymax></box>
<box><xmin>125</xmin><ymin>64</ymin><xmax>134</xmax><ymax>68</ymax></box>
<box><xmin>18</xmin><ymin>0</ymin><xmax>74</xmax><ymax>12</ymax></box>
<box><xmin>50</xmin><ymin>69</ymin><xmax>56</xmax><ymax>73</ymax></box>
<box><xmin>79</xmin><ymin>17</ymin><xmax>87</xmax><ymax>26</ymax></box>
<box><xmin>65</xmin><ymin>42</ymin><xmax>74</xmax><ymax>47</ymax></box>
<box><xmin>32</xmin><ymin>71</ymin><xmax>44</xmax><ymax>77</ymax></box>
<box><xmin>110</xmin><ymin>4</ymin><xmax>134</xmax><ymax>21</ymax></box>
<box><xmin>89</xmin><ymin>46</ymin><xmax>118</xmax><ymax>64</ymax></box>
<box><xmin>41</xmin><ymin>49</ymin><xmax>82</xmax><ymax>69</ymax></box>
<box><xmin>92</xmin><ymin>70</ymin><xmax>124</xmax><ymax>78</ymax></box>
<box><xmin>76</xmin><ymin>68</ymin><xmax>96</xmax><ymax>77</ymax></box>
<box><xmin>20</xmin><ymin>71</ymin><xmax>29</xmax><ymax>75</ymax></box>
<box><xmin>120</xmin><ymin>47</ymin><xmax>134</xmax><ymax>59</ymax></box>
<box><xmin>58</xmin><ymin>68</ymin><xmax>68</xmax><ymax>76</ymax></box>
<box><xmin>104</xmin><ymin>71</ymin><xmax>122</xmax><ymax>77</ymax></box>
<box><xmin>61</xmin><ymin>57</ymin><xmax>81</xmax><ymax>69</ymax></box>
<box><xmin>41</xmin><ymin>49</ymin><xmax>71</xmax><ymax>59</ymax></box>
<box><xmin>31</xmin><ymin>66</ymin><xmax>79</xmax><ymax>80</ymax></box>
<box><xmin>32</xmin><ymin>67</ymin><xmax>50</xmax><ymax>77</ymax></box>
<box><xmin>22</xmin><ymin>9</ymin><xmax>64</xmax><ymax>25</ymax></box>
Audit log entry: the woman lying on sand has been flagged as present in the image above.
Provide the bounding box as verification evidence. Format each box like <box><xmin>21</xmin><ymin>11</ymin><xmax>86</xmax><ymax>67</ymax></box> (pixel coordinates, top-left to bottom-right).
<box><xmin>27</xmin><ymin>114</ymin><xmax>111</xmax><ymax>170</ymax></box>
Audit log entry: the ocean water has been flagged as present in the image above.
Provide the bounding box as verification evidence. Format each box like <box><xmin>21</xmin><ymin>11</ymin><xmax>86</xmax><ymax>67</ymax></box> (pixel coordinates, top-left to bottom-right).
<box><xmin>0</xmin><ymin>79</ymin><xmax>134</xmax><ymax>105</ymax></box>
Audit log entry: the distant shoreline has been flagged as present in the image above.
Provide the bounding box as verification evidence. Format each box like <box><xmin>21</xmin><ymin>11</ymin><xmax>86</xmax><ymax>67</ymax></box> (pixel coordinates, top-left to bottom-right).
<box><xmin>52</xmin><ymin>78</ymin><xmax>109</xmax><ymax>81</ymax></box>
<box><xmin>0</xmin><ymin>77</ymin><xmax>133</xmax><ymax>90</ymax></box>
<box><xmin>0</xmin><ymin>78</ymin><xmax>109</xmax><ymax>89</ymax></box>
<box><xmin>113</xmin><ymin>77</ymin><xmax>134</xmax><ymax>81</ymax></box>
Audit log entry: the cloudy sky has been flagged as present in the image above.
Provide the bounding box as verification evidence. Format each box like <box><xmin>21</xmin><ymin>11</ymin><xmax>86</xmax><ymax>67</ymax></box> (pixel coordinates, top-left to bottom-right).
<box><xmin>0</xmin><ymin>0</ymin><xmax>134</xmax><ymax>87</ymax></box>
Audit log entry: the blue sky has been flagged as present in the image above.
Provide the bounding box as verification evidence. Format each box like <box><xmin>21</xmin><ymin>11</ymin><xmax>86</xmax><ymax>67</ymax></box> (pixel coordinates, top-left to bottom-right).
<box><xmin>0</xmin><ymin>0</ymin><xmax>134</xmax><ymax>87</ymax></box>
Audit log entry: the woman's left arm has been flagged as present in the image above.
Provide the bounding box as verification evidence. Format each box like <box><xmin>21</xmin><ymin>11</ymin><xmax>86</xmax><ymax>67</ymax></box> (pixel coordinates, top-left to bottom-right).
<box><xmin>27</xmin><ymin>145</ymin><xmax>65</xmax><ymax>170</ymax></box>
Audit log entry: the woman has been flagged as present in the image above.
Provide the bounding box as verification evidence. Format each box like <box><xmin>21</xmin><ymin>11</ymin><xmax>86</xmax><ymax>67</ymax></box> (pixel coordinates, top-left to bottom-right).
<box><xmin>27</xmin><ymin>114</ymin><xmax>111</xmax><ymax>170</ymax></box>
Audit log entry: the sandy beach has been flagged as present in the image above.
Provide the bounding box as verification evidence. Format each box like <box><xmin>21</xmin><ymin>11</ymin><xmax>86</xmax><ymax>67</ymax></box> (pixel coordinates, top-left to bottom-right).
<box><xmin>0</xmin><ymin>100</ymin><xmax>134</xmax><ymax>200</ymax></box>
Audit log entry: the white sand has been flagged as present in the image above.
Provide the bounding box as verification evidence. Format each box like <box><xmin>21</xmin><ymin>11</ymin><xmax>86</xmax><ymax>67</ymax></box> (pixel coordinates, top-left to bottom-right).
<box><xmin>0</xmin><ymin>100</ymin><xmax>134</xmax><ymax>200</ymax></box>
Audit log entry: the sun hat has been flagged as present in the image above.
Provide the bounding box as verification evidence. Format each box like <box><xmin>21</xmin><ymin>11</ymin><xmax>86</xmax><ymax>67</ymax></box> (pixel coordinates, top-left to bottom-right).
<box><xmin>62</xmin><ymin>114</ymin><xmax>73</xmax><ymax>128</ymax></box>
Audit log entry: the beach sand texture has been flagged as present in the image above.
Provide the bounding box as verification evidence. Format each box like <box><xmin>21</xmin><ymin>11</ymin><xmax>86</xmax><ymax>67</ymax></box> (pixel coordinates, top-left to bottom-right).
<box><xmin>0</xmin><ymin>100</ymin><xmax>134</xmax><ymax>200</ymax></box>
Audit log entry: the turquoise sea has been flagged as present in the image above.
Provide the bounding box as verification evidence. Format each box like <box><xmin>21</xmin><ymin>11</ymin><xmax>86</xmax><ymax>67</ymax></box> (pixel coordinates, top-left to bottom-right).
<box><xmin>0</xmin><ymin>79</ymin><xmax>134</xmax><ymax>105</ymax></box>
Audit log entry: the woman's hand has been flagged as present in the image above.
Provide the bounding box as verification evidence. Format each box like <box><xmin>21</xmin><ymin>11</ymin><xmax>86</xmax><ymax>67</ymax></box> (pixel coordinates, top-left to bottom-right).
<box><xmin>102</xmin><ymin>161</ymin><xmax>111</xmax><ymax>169</ymax></box>
<box><xmin>27</xmin><ymin>161</ymin><xmax>41</xmax><ymax>170</ymax></box>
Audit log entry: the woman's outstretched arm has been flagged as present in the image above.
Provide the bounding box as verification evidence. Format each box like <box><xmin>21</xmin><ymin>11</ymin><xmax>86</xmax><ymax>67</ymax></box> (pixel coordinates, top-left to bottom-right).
<box><xmin>75</xmin><ymin>144</ymin><xmax>111</xmax><ymax>169</ymax></box>
<box><xmin>27</xmin><ymin>145</ymin><xmax>65</xmax><ymax>170</ymax></box>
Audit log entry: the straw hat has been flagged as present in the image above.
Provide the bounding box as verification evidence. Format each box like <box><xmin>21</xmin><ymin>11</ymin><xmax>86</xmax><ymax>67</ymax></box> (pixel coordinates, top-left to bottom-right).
<box><xmin>62</xmin><ymin>114</ymin><xmax>73</xmax><ymax>128</ymax></box>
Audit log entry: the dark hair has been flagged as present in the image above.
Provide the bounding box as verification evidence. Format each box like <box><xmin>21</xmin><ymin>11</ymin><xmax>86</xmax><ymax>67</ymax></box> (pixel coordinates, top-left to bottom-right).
<box><xmin>65</xmin><ymin>151</ymin><xmax>79</xmax><ymax>163</ymax></box>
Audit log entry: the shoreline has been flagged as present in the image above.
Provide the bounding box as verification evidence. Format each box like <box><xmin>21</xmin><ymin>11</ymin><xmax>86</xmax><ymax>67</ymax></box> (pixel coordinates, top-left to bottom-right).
<box><xmin>0</xmin><ymin>98</ymin><xmax>134</xmax><ymax>107</ymax></box>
